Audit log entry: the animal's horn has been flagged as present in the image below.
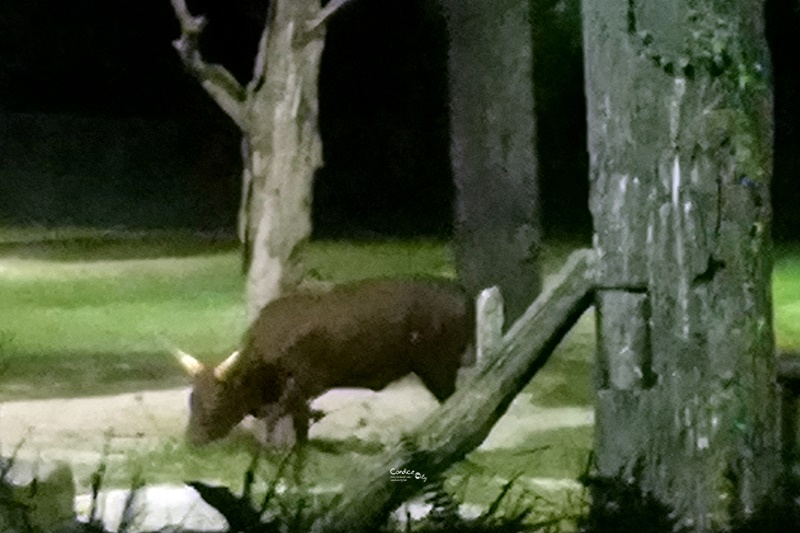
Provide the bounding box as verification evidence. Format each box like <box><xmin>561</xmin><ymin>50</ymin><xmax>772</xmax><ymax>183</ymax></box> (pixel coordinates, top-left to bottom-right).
<box><xmin>213</xmin><ymin>350</ymin><xmax>241</xmax><ymax>381</ymax></box>
<box><xmin>172</xmin><ymin>347</ymin><xmax>205</xmax><ymax>376</ymax></box>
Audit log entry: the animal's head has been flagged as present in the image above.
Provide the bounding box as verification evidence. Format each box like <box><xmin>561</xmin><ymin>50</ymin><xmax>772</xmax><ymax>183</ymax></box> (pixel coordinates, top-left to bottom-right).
<box><xmin>173</xmin><ymin>348</ymin><xmax>253</xmax><ymax>446</ymax></box>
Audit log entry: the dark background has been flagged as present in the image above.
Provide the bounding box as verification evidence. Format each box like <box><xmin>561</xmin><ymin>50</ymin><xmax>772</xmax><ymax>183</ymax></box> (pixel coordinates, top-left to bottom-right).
<box><xmin>0</xmin><ymin>0</ymin><xmax>796</xmax><ymax>241</ymax></box>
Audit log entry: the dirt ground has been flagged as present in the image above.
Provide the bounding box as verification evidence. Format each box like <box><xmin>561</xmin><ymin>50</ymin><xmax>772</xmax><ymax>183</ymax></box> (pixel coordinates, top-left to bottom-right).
<box><xmin>0</xmin><ymin>376</ymin><xmax>593</xmax><ymax>489</ymax></box>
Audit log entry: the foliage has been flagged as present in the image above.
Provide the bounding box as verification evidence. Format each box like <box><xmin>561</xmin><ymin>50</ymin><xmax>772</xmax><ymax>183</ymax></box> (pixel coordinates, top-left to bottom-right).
<box><xmin>576</xmin><ymin>461</ymin><xmax>800</xmax><ymax>533</ymax></box>
<box><xmin>187</xmin><ymin>450</ymin><xmax>335</xmax><ymax>533</ymax></box>
<box><xmin>0</xmin><ymin>444</ymin><xmax>125</xmax><ymax>533</ymax></box>
<box><xmin>79</xmin><ymin>439</ymin><xmax>144</xmax><ymax>533</ymax></box>
<box><xmin>188</xmin><ymin>455</ymin><xmax>569</xmax><ymax>533</ymax></box>
<box><xmin>399</xmin><ymin>475</ymin><xmax>538</xmax><ymax>533</ymax></box>
<box><xmin>0</xmin><ymin>455</ymin><xmax>36</xmax><ymax>533</ymax></box>
<box><xmin>577</xmin><ymin>468</ymin><xmax>688</xmax><ymax>533</ymax></box>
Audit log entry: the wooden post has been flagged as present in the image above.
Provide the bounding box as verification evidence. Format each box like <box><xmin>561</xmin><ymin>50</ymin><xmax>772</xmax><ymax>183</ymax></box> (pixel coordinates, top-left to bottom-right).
<box><xmin>475</xmin><ymin>286</ymin><xmax>504</xmax><ymax>364</ymax></box>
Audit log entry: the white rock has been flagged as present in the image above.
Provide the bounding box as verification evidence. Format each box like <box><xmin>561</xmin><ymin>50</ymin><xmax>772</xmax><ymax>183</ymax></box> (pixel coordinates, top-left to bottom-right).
<box><xmin>74</xmin><ymin>484</ymin><xmax>226</xmax><ymax>532</ymax></box>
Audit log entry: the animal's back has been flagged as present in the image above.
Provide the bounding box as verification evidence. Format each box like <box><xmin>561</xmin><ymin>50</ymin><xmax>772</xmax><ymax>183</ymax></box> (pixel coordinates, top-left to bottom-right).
<box><xmin>242</xmin><ymin>278</ymin><xmax>473</xmax><ymax>398</ymax></box>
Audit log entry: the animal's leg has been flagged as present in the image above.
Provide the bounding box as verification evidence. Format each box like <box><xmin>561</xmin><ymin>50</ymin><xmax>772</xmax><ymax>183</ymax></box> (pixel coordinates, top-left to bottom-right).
<box><xmin>277</xmin><ymin>378</ymin><xmax>311</xmax><ymax>484</ymax></box>
<box><xmin>251</xmin><ymin>378</ymin><xmax>299</xmax><ymax>448</ymax></box>
<box><xmin>415</xmin><ymin>357</ymin><xmax>458</xmax><ymax>402</ymax></box>
<box><xmin>259</xmin><ymin>407</ymin><xmax>295</xmax><ymax>448</ymax></box>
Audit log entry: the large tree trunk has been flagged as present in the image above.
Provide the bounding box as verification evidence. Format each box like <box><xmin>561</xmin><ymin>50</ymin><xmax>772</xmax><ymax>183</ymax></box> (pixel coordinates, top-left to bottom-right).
<box><xmin>441</xmin><ymin>0</ymin><xmax>542</xmax><ymax>324</ymax></box>
<box><xmin>583</xmin><ymin>1</ymin><xmax>779</xmax><ymax>529</ymax></box>
<box><xmin>170</xmin><ymin>0</ymin><xmax>349</xmax><ymax>319</ymax></box>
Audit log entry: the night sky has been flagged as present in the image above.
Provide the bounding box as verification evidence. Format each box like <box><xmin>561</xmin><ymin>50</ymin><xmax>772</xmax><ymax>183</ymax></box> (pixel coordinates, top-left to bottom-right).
<box><xmin>0</xmin><ymin>0</ymin><xmax>797</xmax><ymax>240</ymax></box>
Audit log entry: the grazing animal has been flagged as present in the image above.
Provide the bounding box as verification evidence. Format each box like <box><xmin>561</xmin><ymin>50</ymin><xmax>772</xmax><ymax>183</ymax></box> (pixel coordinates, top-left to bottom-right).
<box><xmin>175</xmin><ymin>278</ymin><xmax>475</xmax><ymax>446</ymax></box>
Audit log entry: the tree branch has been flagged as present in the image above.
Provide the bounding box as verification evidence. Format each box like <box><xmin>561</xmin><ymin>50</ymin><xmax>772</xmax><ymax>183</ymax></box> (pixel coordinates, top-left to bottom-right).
<box><xmin>306</xmin><ymin>0</ymin><xmax>357</xmax><ymax>33</ymax></box>
<box><xmin>169</xmin><ymin>0</ymin><xmax>248</xmax><ymax>131</ymax></box>
<box><xmin>312</xmin><ymin>249</ymin><xmax>597</xmax><ymax>533</ymax></box>
<box><xmin>248</xmin><ymin>1</ymin><xmax>275</xmax><ymax>93</ymax></box>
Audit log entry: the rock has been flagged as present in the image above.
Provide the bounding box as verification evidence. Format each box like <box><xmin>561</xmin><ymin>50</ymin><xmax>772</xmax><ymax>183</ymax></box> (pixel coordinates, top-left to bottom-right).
<box><xmin>0</xmin><ymin>456</ymin><xmax>75</xmax><ymax>531</ymax></box>
<box><xmin>74</xmin><ymin>484</ymin><xmax>226</xmax><ymax>532</ymax></box>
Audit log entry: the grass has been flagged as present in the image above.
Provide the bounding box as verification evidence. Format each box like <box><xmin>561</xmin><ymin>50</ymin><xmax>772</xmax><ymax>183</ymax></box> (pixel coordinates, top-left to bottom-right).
<box><xmin>775</xmin><ymin>243</ymin><xmax>800</xmax><ymax>351</ymax></box>
<box><xmin>0</xmin><ymin>249</ymin><xmax>246</xmax><ymax>400</ymax></box>
<box><xmin>0</xmin><ymin>229</ymin><xmax>589</xmax><ymax>401</ymax></box>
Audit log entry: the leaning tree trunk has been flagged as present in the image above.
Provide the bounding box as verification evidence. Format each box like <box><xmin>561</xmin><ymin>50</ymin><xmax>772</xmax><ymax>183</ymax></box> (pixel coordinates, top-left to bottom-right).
<box><xmin>583</xmin><ymin>1</ymin><xmax>779</xmax><ymax>530</ymax></box>
<box><xmin>441</xmin><ymin>0</ymin><xmax>542</xmax><ymax>324</ymax></box>
<box><xmin>171</xmin><ymin>0</ymin><xmax>348</xmax><ymax>319</ymax></box>
<box><xmin>312</xmin><ymin>250</ymin><xmax>595</xmax><ymax>533</ymax></box>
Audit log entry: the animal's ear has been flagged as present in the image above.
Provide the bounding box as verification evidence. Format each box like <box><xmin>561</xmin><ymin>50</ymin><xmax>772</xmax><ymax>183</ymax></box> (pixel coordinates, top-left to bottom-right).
<box><xmin>213</xmin><ymin>350</ymin><xmax>241</xmax><ymax>381</ymax></box>
<box><xmin>172</xmin><ymin>347</ymin><xmax>205</xmax><ymax>376</ymax></box>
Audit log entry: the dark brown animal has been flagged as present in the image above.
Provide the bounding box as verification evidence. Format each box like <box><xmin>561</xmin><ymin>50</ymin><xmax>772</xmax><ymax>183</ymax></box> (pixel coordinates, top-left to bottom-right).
<box><xmin>175</xmin><ymin>278</ymin><xmax>475</xmax><ymax>446</ymax></box>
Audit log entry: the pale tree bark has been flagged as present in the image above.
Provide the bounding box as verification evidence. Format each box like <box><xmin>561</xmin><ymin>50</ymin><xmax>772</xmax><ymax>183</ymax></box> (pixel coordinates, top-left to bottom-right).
<box><xmin>583</xmin><ymin>1</ymin><xmax>779</xmax><ymax>529</ymax></box>
<box><xmin>170</xmin><ymin>0</ymin><xmax>354</xmax><ymax>319</ymax></box>
<box><xmin>440</xmin><ymin>0</ymin><xmax>542</xmax><ymax>325</ymax></box>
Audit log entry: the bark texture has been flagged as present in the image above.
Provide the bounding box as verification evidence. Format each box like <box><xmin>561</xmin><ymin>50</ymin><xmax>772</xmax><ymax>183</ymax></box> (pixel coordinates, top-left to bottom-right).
<box><xmin>583</xmin><ymin>1</ymin><xmax>779</xmax><ymax>529</ymax></box>
<box><xmin>441</xmin><ymin>0</ymin><xmax>542</xmax><ymax>324</ymax></box>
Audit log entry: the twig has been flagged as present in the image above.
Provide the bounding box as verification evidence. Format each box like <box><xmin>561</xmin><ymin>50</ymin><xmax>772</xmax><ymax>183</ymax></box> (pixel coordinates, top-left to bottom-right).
<box><xmin>306</xmin><ymin>0</ymin><xmax>358</xmax><ymax>32</ymax></box>
<box><xmin>168</xmin><ymin>0</ymin><xmax>248</xmax><ymax>130</ymax></box>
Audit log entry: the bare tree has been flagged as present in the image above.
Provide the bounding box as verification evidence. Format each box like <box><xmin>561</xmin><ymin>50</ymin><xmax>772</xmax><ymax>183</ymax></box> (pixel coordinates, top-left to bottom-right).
<box><xmin>169</xmin><ymin>0</ymin><xmax>352</xmax><ymax>318</ymax></box>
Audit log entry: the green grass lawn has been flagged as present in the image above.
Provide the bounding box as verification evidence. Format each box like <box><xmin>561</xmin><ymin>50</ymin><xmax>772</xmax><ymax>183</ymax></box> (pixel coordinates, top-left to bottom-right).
<box><xmin>1</xmin><ymin>227</ymin><xmax>798</xmax><ymax>521</ymax></box>
<box><xmin>0</xmin><ymin>237</ymin><xmax>246</xmax><ymax>400</ymax></box>
<box><xmin>0</xmin><ymin>229</ymin><xmax>588</xmax><ymax>401</ymax></box>
<box><xmin>775</xmin><ymin>243</ymin><xmax>800</xmax><ymax>352</ymax></box>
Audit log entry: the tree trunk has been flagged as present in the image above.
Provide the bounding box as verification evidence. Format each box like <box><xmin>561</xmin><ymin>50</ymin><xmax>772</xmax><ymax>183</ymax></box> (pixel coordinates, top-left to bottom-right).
<box><xmin>170</xmin><ymin>0</ymin><xmax>345</xmax><ymax>319</ymax></box>
<box><xmin>441</xmin><ymin>0</ymin><xmax>542</xmax><ymax>324</ymax></box>
<box><xmin>241</xmin><ymin>0</ymin><xmax>324</xmax><ymax>319</ymax></box>
<box><xmin>313</xmin><ymin>250</ymin><xmax>595</xmax><ymax>533</ymax></box>
<box><xmin>583</xmin><ymin>1</ymin><xmax>779</xmax><ymax>529</ymax></box>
